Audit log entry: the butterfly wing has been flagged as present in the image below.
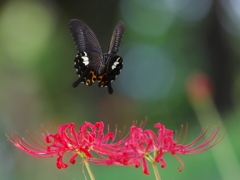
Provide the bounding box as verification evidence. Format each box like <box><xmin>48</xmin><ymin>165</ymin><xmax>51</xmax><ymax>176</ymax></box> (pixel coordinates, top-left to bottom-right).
<box><xmin>108</xmin><ymin>21</ymin><xmax>125</xmax><ymax>55</ymax></box>
<box><xmin>97</xmin><ymin>55</ymin><xmax>123</xmax><ymax>94</ymax></box>
<box><xmin>73</xmin><ymin>51</ymin><xmax>100</xmax><ymax>87</ymax></box>
<box><xmin>69</xmin><ymin>19</ymin><xmax>102</xmax><ymax>54</ymax></box>
<box><xmin>100</xmin><ymin>21</ymin><xmax>125</xmax><ymax>94</ymax></box>
<box><xmin>69</xmin><ymin>19</ymin><xmax>103</xmax><ymax>87</ymax></box>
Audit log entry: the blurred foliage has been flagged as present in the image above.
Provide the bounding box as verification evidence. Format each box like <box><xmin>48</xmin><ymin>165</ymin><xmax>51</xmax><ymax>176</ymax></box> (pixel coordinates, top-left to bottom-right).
<box><xmin>0</xmin><ymin>0</ymin><xmax>240</xmax><ymax>180</ymax></box>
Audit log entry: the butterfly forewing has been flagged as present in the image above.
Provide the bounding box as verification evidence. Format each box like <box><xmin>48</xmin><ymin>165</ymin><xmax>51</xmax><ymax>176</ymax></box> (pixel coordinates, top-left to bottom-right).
<box><xmin>69</xmin><ymin>19</ymin><xmax>102</xmax><ymax>54</ymax></box>
<box><xmin>108</xmin><ymin>21</ymin><xmax>125</xmax><ymax>55</ymax></box>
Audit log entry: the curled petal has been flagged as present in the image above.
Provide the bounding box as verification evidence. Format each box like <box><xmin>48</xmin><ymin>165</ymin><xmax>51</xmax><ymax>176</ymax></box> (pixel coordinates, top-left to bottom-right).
<box><xmin>142</xmin><ymin>158</ymin><xmax>149</xmax><ymax>175</ymax></box>
<box><xmin>69</xmin><ymin>153</ymin><xmax>78</xmax><ymax>164</ymax></box>
<box><xmin>56</xmin><ymin>156</ymin><xmax>68</xmax><ymax>169</ymax></box>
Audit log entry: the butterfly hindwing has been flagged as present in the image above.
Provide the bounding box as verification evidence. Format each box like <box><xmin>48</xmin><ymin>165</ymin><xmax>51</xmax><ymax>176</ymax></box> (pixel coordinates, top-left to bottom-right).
<box><xmin>96</xmin><ymin>55</ymin><xmax>123</xmax><ymax>94</ymax></box>
<box><xmin>107</xmin><ymin>55</ymin><xmax>123</xmax><ymax>81</ymax></box>
<box><xmin>73</xmin><ymin>51</ymin><xmax>99</xmax><ymax>87</ymax></box>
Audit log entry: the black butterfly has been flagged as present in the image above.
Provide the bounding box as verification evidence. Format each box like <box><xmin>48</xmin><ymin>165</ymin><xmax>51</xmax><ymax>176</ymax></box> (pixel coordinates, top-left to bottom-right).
<box><xmin>68</xmin><ymin>19</ymin><xmax>125</xmax><ymax>94</ymax></box>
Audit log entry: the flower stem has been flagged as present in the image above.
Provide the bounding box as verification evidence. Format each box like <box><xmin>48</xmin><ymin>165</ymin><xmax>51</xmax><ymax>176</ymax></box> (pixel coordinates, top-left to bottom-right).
<box><xmin>83</xmin><ymin>158</ymin><xmax>95</xmax><ymax>180</ymax></box>
<box><xmin>191</xmin><ymin>97</ymin><xmax>240</xmax><ymax>180</ymax></box>
<box><xmin>151</xmin><ymin>162</ymin><xmax>161</xmax><ymax>180</ymax></box>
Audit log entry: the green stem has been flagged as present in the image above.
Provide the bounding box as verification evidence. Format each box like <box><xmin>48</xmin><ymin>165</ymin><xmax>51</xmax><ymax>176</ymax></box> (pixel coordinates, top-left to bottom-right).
<box><xmin>190</xmin><ymin>98</ymin><xmax>240</xmax><ymax>180</ymax></box>
<box><xmin>151</xmin><ymin>161</ymin><xmax>161</xmax><ymax>180</ymax></box>
<box><xmin>83</xmin><ymin>158</ymin><xmax>95</xmax><ymax>180</ymax></box>
<box><xmin>74</xmin><ymin>150</ymin><xmax>95</xmax><ymax>180</ymax></box>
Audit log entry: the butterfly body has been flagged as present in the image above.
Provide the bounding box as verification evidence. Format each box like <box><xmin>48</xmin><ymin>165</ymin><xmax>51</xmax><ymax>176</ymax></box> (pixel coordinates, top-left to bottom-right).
<box><xmin>69</xmin><ymin>19</ymin><xmax>125</xmax><ymax>94</ymax></box>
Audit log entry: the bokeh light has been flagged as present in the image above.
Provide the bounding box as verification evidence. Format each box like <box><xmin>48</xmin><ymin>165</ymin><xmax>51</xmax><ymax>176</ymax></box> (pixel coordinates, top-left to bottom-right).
<box><xmin>120</xmin><ymin>0</ymin><xmax>176</xmax><ymax>36</ymax></box>
<box><xmin>119</xmin><ymin>44</ymin><xmax>174</xmax><ymax>100</ymax></box>
<box><xmin>0</xmin><ymin>0</ymin><xmax>56</xmax><ymax>67</ymax></box>
<box><xmin>175</xmin><ymin>0</ymin><xmax>213</xmax><ymax>22</ymax></box>
<box><xmin>219</xmin><ymin>0</ymin><xmax>240</xmax><ymax>37</ymax></box>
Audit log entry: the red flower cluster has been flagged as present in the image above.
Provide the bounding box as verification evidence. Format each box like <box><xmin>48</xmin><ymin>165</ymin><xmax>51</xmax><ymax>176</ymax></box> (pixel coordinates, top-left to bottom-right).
<box><xmin>7</xmin><ymin>121</ymin><xmax>223</xmax><ymax>175</ymax></box>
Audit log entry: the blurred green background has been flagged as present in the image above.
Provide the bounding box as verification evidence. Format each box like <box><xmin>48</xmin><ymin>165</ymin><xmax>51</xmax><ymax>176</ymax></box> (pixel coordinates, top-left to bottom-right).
<box><xmin>1</xmin><ymin>0</ymin><xmax>240</xmax><ymax>179</ymax></box>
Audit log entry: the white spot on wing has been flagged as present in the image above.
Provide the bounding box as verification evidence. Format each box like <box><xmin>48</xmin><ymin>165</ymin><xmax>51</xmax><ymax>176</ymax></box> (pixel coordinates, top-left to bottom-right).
<box><xmin>111</xmin><ymin>61</ymin><xmax>120</xmax><ymax>70</ymax></box>
<box><xmin>111</xmin><ymin>65</ymin><xmax>116</xmax><ymax>69</ymax></box>
<box><xmin>83</xmin><ymin>61</ymin><xmax>89</xmax><ymax>65</ymax></box>
<box><xmin>82</xmin><ymin>56</ymin><xmax>88</xmax><ymax>61</ymax></box>
<box><xmin>82</xmin><ymin>56</ymin><xmax>89</xmax><ymax>65</ymax></box>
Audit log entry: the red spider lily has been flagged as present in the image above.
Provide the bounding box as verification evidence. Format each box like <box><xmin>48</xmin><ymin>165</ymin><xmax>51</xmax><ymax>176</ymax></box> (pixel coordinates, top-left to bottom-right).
<box><xmin>90</xmin><ymin>123</ymin><xmax>224</xmax><ymax>175</ymax></box>
<box><xmin>7</xmin><ymin>122</ymin><xmax>117</xmax><ymax>169</ymax></box>
<box><xmin>7</xmin><ymin>120</ymin><xmax>224</xmax><ymax>177</ymax></box>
